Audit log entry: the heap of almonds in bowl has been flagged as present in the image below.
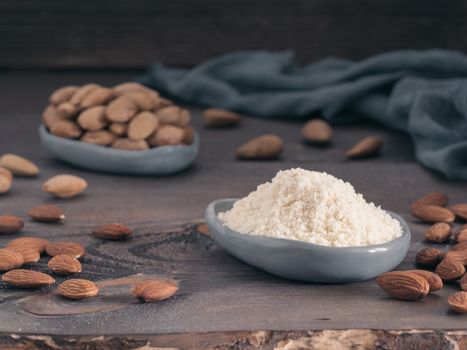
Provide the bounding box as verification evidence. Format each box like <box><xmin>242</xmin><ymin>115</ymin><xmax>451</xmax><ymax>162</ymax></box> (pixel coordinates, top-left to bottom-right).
<box><xmin>42</xmin><ymin>82</ymin><xmax>194</xmax><ymax>150</ymax></box>
<box><xmin>376</xmin><ymin>192</ymin><xmax>467</xmax><ymax>314</ymax></box>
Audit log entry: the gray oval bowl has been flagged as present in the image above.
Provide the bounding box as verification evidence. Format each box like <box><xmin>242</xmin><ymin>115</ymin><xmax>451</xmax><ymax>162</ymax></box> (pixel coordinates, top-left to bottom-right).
<box><xmin>206</xmin><ymin>198</ymin><xmax>411</xmax><ymax>283</ymax></box>
<box><xmin>39</xmin><ymin>125</ymin><xmax>199</xmax><ymax>175</ymax></box>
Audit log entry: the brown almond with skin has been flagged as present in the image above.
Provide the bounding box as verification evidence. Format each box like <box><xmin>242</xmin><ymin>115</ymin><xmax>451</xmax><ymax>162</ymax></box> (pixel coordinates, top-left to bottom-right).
<box><xmin>7</xmin><ymin>237</ymin><xmax>49</xmax><ymax>253</ymax></box>
<box><xmin>411</xmin><ymin>192</ymin><xmax>449</xmax><ymax>208</ymax></box>
<box><xmin>415</xmin><ymin>247</ymin><xmax>442</xmax><ymax>266</ymax></box>
<box><xmin>9</xmin><ymin>246</ymin><xmax>40</xmax><ymax>264</ymax></box>
<box><xmin>346</xmin><ymin>136</ymin><xmax>383</xmax><ymax>159</ymax></box>
<box><xmin>131</xmin><ymin>279</ymin><xmax>178</xmax><ymax>302</ymax></box>
<box><xmin>42</xmin><ymin>174</ymin><xmax>87</xmax><ymax>198</ymax></box>
<box><xmin>112</xmin><ymin>138</ymin><xmax>149</xmax><ymax>151</ymax></box>
<box><xmin>196</xmin><ymin>223</ymin><xmax>210</xmax><ymax>236</ymax></box>
<box><xmin>2</xmin><ymin>269</ymin><xmax>55</xmax><ymax>288</ymax></box>
<box><xmin>93</xmin><ymin>223</ymin><xmax>133</xmax><ymax>240</ymax></box>
<box><xmin>124</xmin><ymin>89</ymin><xmax>160</xmax><ymax>110</ymax></box>
<box><xmin>301</xmin><ymin>119</ymin><xmax>333</xmax><ymax>144</ymax></box>
<box><xmin>406</xmin><ymin>270</ymin><xmax>443</xmax><ymax>292</ymax></box>
<box><xmin>0</xmin><ymin>215</ymin><xmax>24</xmax><ymax>234</ymax></box>
<box><xmin>0</xmin><ymin>154</ymin><xmax>39</xmax><ymax>177</ymax></box>
<box><xmin>0</xmin><ymin>173</ymin><xmax>12</xmax><ymax>194</ymax></box>
<box><xmin>376</xmin><ymin>271</ymin><xmax>430</xmax><ymax>301</ymax></box>
<box><xmin>113</xmin><ymin>82</ymin><xmax>147</xmax><ymax>94</ymax></box>
<box><xmin>49</xmin><ymin>86</ymin><xmax>78</xmax><ymax>105</ymax></box>
<box><xmin>147</xmin><ymin>125</ymin><xmax>185</xmax><ymax>147</ymax></box>
<box><xmin>80</xmin><ymin>87</ymin><xmax>114</xmax><ymax>109</ymax></box>
<box><xmin>81</xmin><ymin>130</ymin><xmax>117</xmax><ymax>146</ymax></box>
<box><xmin>56</xmin><ymin>102</ymin><xmax>78</xmax><ymax>119</ymax></box>
<box><xmin>410</xmin><ymin>205</ymin><xmax>455</xmax><ymax>223</ymax></box>
<box><xmin>450</xmin><ymin>242</ymin><xmax>467</xmax><ymax>252</ymax></box>
<box><xmin>57</xmin><ymin>279</ymin><xmax>98</xmax><ymax>299</ymax></box>
<box><xmin>456</xmin><ymin>229</ymin><xmax>467</xmax><ymax>243</ymax></box>
<box><xmin>77</xmin><ymin>106</ymin><xmax>108</xmax><ymax>131</ymax></box>
<box><xmin>128</xmin><ymin>111</ymin><xmax>159</xmax><ymax>140</ymax></box>
<box><xmin>46</xmin><ymin>241</ymin><xmax>86</xmax><ymax>259</ymax></box>
<box><xmin>448</xmin><ymin>291</ymin><xmax>467</xmax><ymax>314</ymax></box>
<box><xmin>0</xmin><ymin>167</ymin><xmax>13</xmax><ymax>181</ymax></box>
<box><xmin>154</xmin><ymin>97</ymin><xmax>173</xmax><ymax>110</ymax></box>
<box><xmin>106</xmin><ymin>96</ymin><xmax>138</xmax><ymax>123</ymax></box>
<box><xmin>69</xmin><ymin>84</ymin><xmax>100</xmax><ymax>106</ymax></box>
<box><xmin>182</xmin><ymin>127</ymin><xmax>195</xmax><ymax>145</ymax></box>
<box><xmin>28</xmin><ymin>204</ymin><xmax>65</xmax><ymax>222</ymax></box>
<box><xmin>109</xmin><ymin>122</ymin><xmax>128</xmax><ymax>136</ymax></box>
<box><xmin>0</xmin><ymin>249</ymin><xmax>24</xmax><ymax>271</ymax></box>
<box><xmin>443</xmin><ymin>250</ymin><xmax>467</xmax><ymax>265</ymax></box>
<box><xmin>237</xmin><ymin>134</ymin><xmax>284</xmax><ymax>160</ymax></box>
<box><xmin>450</xmin><ymin>204</ymin><xmax>467</xmax><ymax>221</ymax></box>
<box><xmin>435</xmin><ymin>258</ymin><xmax>466</xmax><ymax>281</ymax></box>
<box><xmin>50</xmin><ymin>120</ymin><xmax>82</xmax><ymax>139</ymax></box>
<box><xmin>42</xmin><ymin>105</ymin><xmax>63</xmax><ymax>128</ymax></box>
<box><xmin>48</xmin><ymin>255</ymin><xmax>82</xmax><ymax>275</ymax></box>
<box><xmin>460</xmin><ymin>274</ymin><xmax>467</xmax><ymax>291</ymax></box>
<box><xmin>203</xmin><ymin>108</ymin><xmax>242</xmax><ymax>128</ymax></box>
<box><xmin>155</xmin><ymin>106</ymin><xmax>191</xmax><ymax>127</ymax></box>
<box><xmin>425</xmin><ymin>222</ymin><xmax>451</xmax><ymax>243</ymax></box>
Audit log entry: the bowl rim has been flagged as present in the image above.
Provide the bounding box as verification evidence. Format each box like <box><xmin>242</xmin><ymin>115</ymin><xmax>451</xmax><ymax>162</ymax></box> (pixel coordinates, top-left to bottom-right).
<box><xmin>206</xmin><ymin>198</ymin><xmax>411</xmax><ymax>252</ymax></box>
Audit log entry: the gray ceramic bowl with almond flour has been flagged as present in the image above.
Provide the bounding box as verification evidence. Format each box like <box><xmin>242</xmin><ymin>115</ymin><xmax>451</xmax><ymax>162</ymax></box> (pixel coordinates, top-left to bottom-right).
<box><xmin>39</xmin><ymin>125</ymin><xmax>199</xmax><ymax>175</ymax></box>
<box><xmin>206</xmin><ymin>198</ymin><xmax>411</xmax><ymax>283</ymax></box>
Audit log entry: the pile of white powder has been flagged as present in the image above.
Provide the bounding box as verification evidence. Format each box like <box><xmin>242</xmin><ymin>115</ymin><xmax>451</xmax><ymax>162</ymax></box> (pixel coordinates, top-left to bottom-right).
<box><xmin>218</xmin><ymin>168</ymin><xmax>402</xmax><ymax>247</ymax></box>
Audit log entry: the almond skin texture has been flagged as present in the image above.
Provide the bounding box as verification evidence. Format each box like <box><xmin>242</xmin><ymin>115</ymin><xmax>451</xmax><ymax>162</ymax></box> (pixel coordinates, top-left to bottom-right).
<box><xmin>93</xmin><ymin>223</ymin><xmax>133</xmax><ymax>240</ymax></box>
<box><xmin>131</xmin><ymin>279</ymin><xmax>178</xmax><ymax>302</ymax></box>
<box><xmin>410</xmin><ymin>205</ymin><xmax>455</xmax><ymax>223</ymax></box>
<box><xmin>49</xmin><ymin>86</ymin><xmax>78</xmax><ymax>105</ymax></box>
<box><xmin>106</xmin><ymin>96</ymin><xmax>138</xmax><ymax>123</ymax></box>
<box><xmin>28</xmin><ymin>204</ymin><xmax>65</xmax><ymax>222</ymax></box>
<box><xmin>70</xmin><ymin>84</ymin><xmax>100</xmax><ymax>106</ymax></box>
<box><xmin>415</xmin><ymin>247</ymin><xmax>441</xmax><ymax>266</ymax></box>
<box><xmin>0</xmin><ymin>215</ymin><xmax>24</xmax><ymax>234</ymax></box>
<box><xmin>2</xmin><ymin>269</ymin><xmax>55</xmax><ymax>288</ymax></box>
<box><xmin>56</xmin><ymin>102</ymin><xmax>78</xmax><ymax>119</ymax></box>
<box><xmin>406</xmin><ymin>270</ymin><xmax>443</xmax><ymax>292</ymax></box>
<box><xmin>376</xmin><ymin>271</ymin><xmax>430</xmax><ymax>301</ymax></box>
<box><xmin>203</xmin><ymin>108</ymin><xmax>242</xmax><ymax>128</ymax></box>
<box><xmin>128</xmin><ymin>111</ymin><xmax>159</xmax><ymax>140</ymax></box>
<box><xmin>48</xmin><ymin>255</ymin><xmax>82</xmax><ymax>275</ymax></box>
<box><xmin>450</xmin><ymin>242</ymin><xmax>467</xmax><ymax>252</ymax></box>
<box><xmin>77</xmin><ymin>106</ymin><xmax>108</xmax><ymax>131</ymax></box>
<box><xmin>81</xmin><ymin>130</ymin><xmax>117</xmax><ymax>146</ymax></box>
<box><xmin>155</xmin><ymin>106</ymin><xmax>191</xmax><ymax>127</ymax></box>
<box><xmin>450</xmin><ymin>204</ymin><xmax>467</xmax><ymax>221</ymax></box>
<box><xmin>42</xmin><ymin>174</ymin><xmax>87</xmax><ymax>198</ymax></box>
<box><xmin>42</xmin><ymin>105</ymin><xmax>63</xmax><ymax>129</ymax></box>
<box><xmin>460</xmin><ymin>274</ymin><xmax>467</xmax><ymax>291</ymax></box>
<box><xmin>425</xmin><ymin>222</ymin><xmax>451</xmax><ymax>243</ymax></box>
<box><xmin>0</xmin><ymin>154</ymin><xmax>39</xmax><ymax>176</ymax></box>
<box><xmin>346</xmin><ymin>136</ymin><xmax>383</xmax><ymax>159</ymax></box>
<box><xmin>443</xmin><ymin>250</ymin><xmax>467</xmax><ymax>265</ymax></box>
<box><xmin>50</xmin><ymin>120</ymin><xmax>82</xmax><ymax>139</ymax></box>
<box><xmin>456</xmin><ymin>229</ymin><xmax>467</xmax><ymax>243</ymax></box>
<box><xmin>0</xmin><ymin>172</ymin><xmax>12</xmax><ymax>194</ymax></box>
<box><xmin>80</xmin><ymin>87</ymin><xmax>114</xmax><ymax>109</ymax></box>
<box><xmin>46</xmin><ymin>241</ymin><xmax>86</xmax><ymax>259</ymax></box>
<box><xmin>147</xmin><ymin>125</ymin><xmax>185</xmax><ymax>147</ymax></box>
<box><xmin>236</xmin><ymin>134</ymin><xmax>284</xmax><ymax>160</ymax></box>
<box><xmin>435</xmin><ymin>258</ymin><xmax>466</xmax><ymax>281</ymax></box>
<box><xmin>57</xmin><ymin>279</ymin><xmax>98</xmax><ymax>299</ymax></box>
<box><xmin>9</xmin><ymin>246</ymin><xmax>41</xmax><ymax>264</ymax></box>
<box><xmin>7</xmin><ymin>237</ymin><xmax>49</xmax><ymax>253</ymax></box>
<box><xmin>0</xmin><ymin>249</ymin><xmax>24</xmax><ymax>271</ymax></box>
<box><xmin>301</xmin><ymin>119</ymin><xmax>333</xmax><ymax>144</ymax></box>
<box><xmin>448</xmin><ymin>291</ymin><xmax>467</xmax><ymax>314</ymax></box>
<box><xmin>412</xmin><ymin>192</ymin><xmax>449</xmax><ymax>208</ymax></box>
<box><xmin>112</xmin><ymin>138</ymin><xmax>149</xmax><ymax>151</ymax></box>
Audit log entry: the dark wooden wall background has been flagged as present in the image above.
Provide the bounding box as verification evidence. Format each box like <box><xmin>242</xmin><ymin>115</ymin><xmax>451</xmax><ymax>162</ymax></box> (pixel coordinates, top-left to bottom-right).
<box><xmin>1</xmin><ymin>0</ymin><xmax>467</xmax><ymax>69</ymax></box>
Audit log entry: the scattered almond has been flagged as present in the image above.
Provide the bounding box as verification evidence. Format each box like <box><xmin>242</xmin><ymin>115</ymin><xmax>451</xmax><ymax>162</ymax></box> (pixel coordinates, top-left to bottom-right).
<box><xmin>69</xmin><ymin>84</ymin><xmax>100</xmax><ymax>106</ymax></box>
<box><xmin>410</xmin><ymin>205</ymin><xmax>455</xmax><ymax>223</ymax></box>
<box><xmin>0</xmin><ymin>171</ymin><xmax>12</xmax><ymax>194</ymax></box>
<box><xmin>415</xmin><ymin>247</ymin><xmax>441</xmax><ymax>266</ymax></box>
<box><xmin>346</xmin><ymin>136</ymin><xmax>383</xmax><ymax>159</ymax></box>
<box><xmin>7</xmin><ymin>237</ymin><xmax>49</xmax><ymax>253</ymax></box>
<box><xmin>376</xmin><ymin>271</ymin><xmax>430</xmax><ymax>301</ymax></box>
<box><xmin>196</xmin><ymin>223</ymin><xmax>210</xmax><ymax>236</ymax></box>
<box><xmin>93</xmin><ymin>223</ymin><xmax>133</xmax><ymax>240</ymax></box>
<box><xmin>77</xmin><ymin>106</ymin><xmax>108</xmax><ymax>131</ymax></box>
<box><xmin>9</xmin><ymin>246</ymin><xmax>40</xmax><ymax>264</ymax></box>
<box><xmin>450</xmin><ymin>242</ymin><xmax>467</xmax><ymax>252</ymax></box>
<box><xmin>106</xmin><ymin>96</ymin><xmax>138</xmax><ymax>123</ymax></box>
<box><xmin>0</xmin><ymin>154</ymin><xmax>39</xmax><ymax>177</ymax></box>
<box><xmin>50</xmin><ymin>120</ymin><xmax>82</xmax><ymax>139</ymax></box>
<box><xmin>112</xmin><ymin>138</ymin><xmax>149</xmax><ymax>151</ymax></box>
<box><xmin>28</xmin><ymin>204</ymin><xmax>65</xmax><ymax>222</ymax></box>
<box><xmin>46</xmin><ymin>241</ymin><xmax>86</xmax><ymax>259</ymax></box>
<box><xmin>425</xmin><ymin>222</ymin><xmax>451</xmax><ymax>243</ymax></box>
<box><xmin>448</xmin><ymin>291</ymin><xmax>467</xmax><ymax>314</ymax></box>
<box><xmin>131</xmin><ymin>279</ymin><xmax>178</xmax><ymax>302</ymax></box>
<box><xmin>411</xmin><ymin>192</ymin><xmax>449</xmax><ymax>208</ymax></box>
<box><xmin>56</xmin><ymin>102</ymin><xmax>78</xmax><ymax>119</ymax></box>
<box><xmin>443</xmin><ymin>250</ymin><xmax>467</xmax><ymax>265</ymax></box>
<box><xmin>460</xmin><ymin>274</ymin><xmax>467</xmax><ymax>291</ymax></box>
<box><xmin>301</xmin><ymin>119</ymin><xmax>333</xmax><ymax>144</ymax></box>
<box><xmin>48</xmin><ymin>255</ymin><xmax>82</xmax><ymax>275</ymax></box>
<box><xmin>57</xmin><ymin>279</ymin><xmax>98</xmax><ymax>299</ymax></box>
<box><xmin>80</xmin><ymin>87</ymin><xmax>114</xmax><ymax>109</ymax></box>
<box><xmin>0</xmin><ymin>249</ymin><xmax>24</xmax><ymax>271</ymax></box>
<box><xmin>2</xmin><ymin>269</ymin><xmax>55</xmax><ymax>288</ymax></box>
<box><xmin>81</xmin><ymin>130</ymin><xmax>117</xmax><ymax>146</ymax></box>
<box><xmin>49</xmin><ymin>86</ymin><xmax>78</xmax><ymax>105</ymax></box>
<box><xmin>42</xmin><ymin>174</ymin><xmax>87</xmax><ymax>198</ymax></box>
<box><xmin>450</xmin><ymin>204</ymin><xmax>467</xmax><ymax>221</ymax></box>
<box><xmin>155</xmin><ymin>106</ymin><xmax>191</xmax><ymax>126</ymax></box>
<box><xmin>435</xmin><ymin>258</ymin><xmax>466</xmax><ymax>281</ymax></box>
<box><xmin>405</xmin><ymin>270</ymin><xmax>443</xmax><ymax>292</ymax></box>
<box><xmin>203</xmin><ymin>108</ymin><xmax>242</xmax><ymax>128</ymax></box>
<box><xmin>128</xmin><ymin>111</ymin><xmax>159</xmax><ymax>140</ymax></box>
<box><xmin>0</xmin><ymin>167</ymin><xmax>13</xmax><ymax>181</ymax></box>
<box><xmin>0</xmin><ymin>215</ymin><xmax>24</xmax><ymax>234</ymax></box>
<box><xmin>236</xmin><ymin>134</ymin><xmax>284</xmax><ymax>160</ymax></box>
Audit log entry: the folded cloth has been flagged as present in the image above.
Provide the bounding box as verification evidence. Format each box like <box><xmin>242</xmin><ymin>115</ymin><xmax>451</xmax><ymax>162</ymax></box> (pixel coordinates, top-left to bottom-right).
<box><xmin>140</xmin><ymin>50</ymin><xmax>467</xmax><ymax>180</ymax></box>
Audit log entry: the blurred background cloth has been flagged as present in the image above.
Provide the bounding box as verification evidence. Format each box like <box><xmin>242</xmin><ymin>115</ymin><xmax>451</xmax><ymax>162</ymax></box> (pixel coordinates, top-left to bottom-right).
<box><xmin>141</xmin><ymin>50</ymin><xmax>467</xmax><ymax>180</ymax></box>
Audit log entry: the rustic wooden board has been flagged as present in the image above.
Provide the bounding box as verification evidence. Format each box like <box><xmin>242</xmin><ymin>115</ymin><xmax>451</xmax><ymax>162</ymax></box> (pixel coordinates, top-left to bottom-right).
<box><xmin>0</xmin><ymin>73</ymin><xmax>466</xmax><ymax>347</ymax></box>
<box><xmin>2</xmin><ymin>0</ymin><xmax>467</xmax><ymax>68</ymax></box>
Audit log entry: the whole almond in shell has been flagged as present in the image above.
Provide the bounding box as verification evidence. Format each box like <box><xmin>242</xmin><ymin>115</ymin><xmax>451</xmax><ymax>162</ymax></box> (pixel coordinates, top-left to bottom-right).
<box><xmin>460</xmin><ymin>274</ymin><xmax>467</xmax><ymax>291</ymax></box>
<box><xmin>81</xmin><ymin>130</ymin><xmax>117</xmax><ymax>146</ymax></box>
<box><xmin>56</xmin><ymin>102</ymin><xmax>78</xmax><ymax>119</ymax></box>
<box><xmin>155</xmin><ymin>106</ymin><xmax>191</xmax><ymax>127</ymax></box>
<box><xmin>112</xmin><ymin>138</ymin><xmax>149</xmax><ymax>151</ymax></box>
<box><xmin>346</xmin><ymin>136</ymin><xmax>383</xmax><ymax>159</ymax></box>
<box><xmin>8</xmin><ymin>246</ymin><xmax>40</xmax><ymax>264</ymax></box>
<box><xmin>0</xmin><ymin>172</ymin><xmax>12</xmax><ymax>194</ymax></box>
<box><xmin>106</xmin><ymin>96</ymin><xmax>138</xmax><ymax>123</ymax></box>
<box><xmin>0</xmin><ymin>215</ymin><xmax>24</xmax><ymax>234</ymax></box>
<box><xmin>57</xmin><ymin>279</ymin><xmax>98</xmax><ymax>299</ymax></box>
<box><xmin>406</xmin><ymin>270</ymin><xmax>443</xmax><ymax>292</ymax></box>
<box><xmin>128</xmin><ymin>111</ymin><xmax>159</xmax><ymax>140</ymax></box>
<box><xmin>415</xmin><ymin>247</ymin><xmax>441</xmax><ymax>266</ymax></box>
<box><xmin>80</xmin><ymin>87</ymin><xmax>114</xmax><ymax>109</ymax></box>
<box><xmin>450</xmin><ymin>204</ymin><xmax>467</xmax><ymax>221</ymax></box>
<box><xmin>376</xmin><ymin>271</ymin><xmax>430</xmax><ymax>301</ymax></box>
<box><xmin>2</xmin><ymin>269</ymin><xmax>55</xmax><ymax>288</ymax></box>
<box><xmin>28</xmin><ymin>204</ymin><xmax>65</xmax><ymax>222</ymax></box>
<box><xmin>147</xmin><ymin>125</ymin><xmax>185</xmax><ymax>147</ymax></box>
<box><xmin>203</xmin><ymin>108</ymin><xmax>242</xmax><ymax>128</ymax></box>
<box><xmin>77</xmin><ymin>106</ymin><xmax>108</xmax><ymax>131</ymax></box>
<box><xmin>131</xmin><ymin>279</ymin><xmax>178</xmax><ymax>302</ymax></box>
<box><xmin>448</xmin><ymin>291</ymin><xmax>467</xmax><ymax>314</ymax></box>
<box><xmin>124</xmin><ymin>89</ymin><xmax>160</xmax><ymax>110</ymax></box>
<box><xmin>0</xmin><ymin>154</ymin><xmax>39</xmax><ymax>176</ymax></box>
<box><xmin>410</xmin><ymin>205</ymin><xmax>455</xmax><ymax>223</ymax></box>
<box><xmin>109</xmin><ymin>122</ymin><xmax>128</xmax><ymax>136</ymax></box>
<box><xmin>93</xmin><ymin>223</ymin><xmax>133</xmax><ymax>240</ymax></box>
<box><xmin>42</xmin><ymin>174</ymin><xmax>87</xmax><ymax>198</ymax></box>
<box><xmin>69</xmin><ymin>84</ymin><xmax>100</xmax><ymax>106</ymax></box>
<box><xmin>46</xmin><ymin>241</ymin><xmax>86</xmax><ymax>259</ymax></box>
<box><xmin>7</xmin><ymin>237</ymin><xmax>49</xmax><ymax>253</ymax></box>
<box><xmin>0</xmin><ymin>249</ymin><xmax>24</xmax><ymax>271</ymax></box>
<box><xmin>411</xmin><ymin>192</ymin><xmax>449</xmax><ymax>208</ymax></box>
<box><xmin>301</xmin><ymin>119</ymin><xmax>332</xmax><ymax>144</ymax></box>
<box><xmin>425</xmin><ymin>222</ymin><xmax>451</xmax><ymax>243</ymax></box>
<box><xmin>48</xmin><ymin>255</ymin><xmax>82</xmax><ymax>275</ymax></box>
<box><xmin>435</xmin><ymin>258</ymin><xmax>465</xmax><ymax>281</ymax></box>
<box><xmin>237</xmin><ymin>134</ymin><xmax>284</xmax><ymax>160</ymax></box>
<box><xmin>50</xmin><ymin>120</ymin><xmax>82</xmax><ymax>139</ymax></box>
<box><xmin>49</xmin><ymin>86</ymin><xmax>78</xmax><ymax>105</ymax></box>
<box><xmin>42</xmin><ymin>105</ymin><xmax>63</xmax><ymax>128</ymax></box>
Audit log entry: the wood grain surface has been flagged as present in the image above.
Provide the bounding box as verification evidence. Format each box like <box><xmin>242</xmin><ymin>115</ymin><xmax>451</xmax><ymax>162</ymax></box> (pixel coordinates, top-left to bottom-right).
<box><xmin>0</xmin><ymin>72</ymin><xmax>466</xmax><ymax>348</ymax></box>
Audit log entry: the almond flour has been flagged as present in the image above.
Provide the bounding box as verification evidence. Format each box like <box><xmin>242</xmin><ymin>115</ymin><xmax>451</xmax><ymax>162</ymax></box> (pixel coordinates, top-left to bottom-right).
<box><xmin>218</xmin><ymin>168</ymin><xmax>402</xmax><ymax>247</ymax></box>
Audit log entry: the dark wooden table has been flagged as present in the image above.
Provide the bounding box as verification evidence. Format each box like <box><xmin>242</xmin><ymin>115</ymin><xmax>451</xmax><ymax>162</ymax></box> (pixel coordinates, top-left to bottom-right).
<box><xmin>0</xmin><ymin>71</ymin><xmax>466</xmax><ymax>349</ymax></box>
